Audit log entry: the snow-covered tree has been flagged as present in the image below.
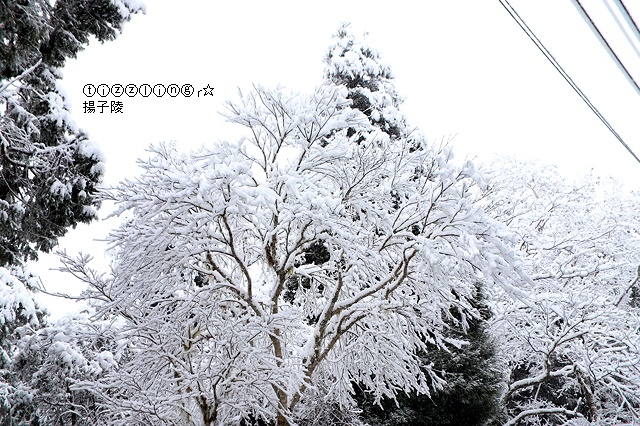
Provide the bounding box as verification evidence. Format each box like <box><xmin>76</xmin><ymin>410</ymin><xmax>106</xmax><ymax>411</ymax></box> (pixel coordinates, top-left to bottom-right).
<box><xmin>7</xmin><ymin>306</ymin><xmax>120</xmax><ymax>425</ymax></box>
<box><xmin>324</xmin><ymin>23</ymin><xmax>406</xmax><ymax>141</ymax></box>
<box><xmin>65</xmin><ymin>83</ymin><xmax>527</xmax><ymax>426</ymax></box>
<box><xmin>482</xmin><ymin>158</ymin><xmax>640</xmax><ymax>425</ymax></box>
<box><xmin>0</xmin><ymin>0</ymin><xmax>144</xmax><ymax>266</ymax></box>
<box><xmin>0</xmin><ymin>265</ymin><xmax>45</xmax><ymax>424</ymax></box>
<box><xmin>356</xmin><ymin>283</ymin><xmax>502</xmax><ymax>426</ymax></box>
<box><xmin>285</xmin><ymin>24</ymin><xmax>417</xmax><ymax>323</ymax></box>
<box><xmin>0</xmin><ymin>1</ymin><xmax>143</xmax><ymax>423</ymax></box>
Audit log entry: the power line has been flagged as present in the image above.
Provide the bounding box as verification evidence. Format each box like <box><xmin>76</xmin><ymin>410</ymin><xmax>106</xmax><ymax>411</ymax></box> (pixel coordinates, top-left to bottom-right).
<box><xmin>571</xmin><ymin>0</ymin><xmax>640</xmax><ymax>97</ymax></box>
<box><xmin>605</xmin><ymin>0</ymin><xmax>640</xmax><ymax>59</ymax></box>
<box><xmin>613</xmin><ymin>0</ymin><xmax>640</xmax><ymax>45</ymax></box>
<box><xmin>498</xmin><ymin>0</ymin><xmax>640</xmax><ymax>165</ymax></box>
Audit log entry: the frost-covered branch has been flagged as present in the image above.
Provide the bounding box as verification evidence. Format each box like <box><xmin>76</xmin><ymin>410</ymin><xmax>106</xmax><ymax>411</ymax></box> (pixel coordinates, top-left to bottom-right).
<box><xmin>502</xmin><ymin>407</ymin><xmax>584</xmax><ymax>426</ymax></box>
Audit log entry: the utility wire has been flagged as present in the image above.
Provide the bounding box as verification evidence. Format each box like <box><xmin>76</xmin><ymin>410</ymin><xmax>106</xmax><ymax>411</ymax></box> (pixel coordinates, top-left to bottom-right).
<box><xmin>604</xmin><ymin>0</ymin><xmax>640</xmax><ymax>58</ymax></box>
<box><xmin>572</xmin><ymin>0</ymin><xmax>640</xmax><ymax>97</ymax></box>
<box><xmin>498</xmin><ymin>0</ymin><xmax>640</xmax><ymax>165</ymax></box>
<box><xmin>613</xmin><ymin>0</ymin><xmax>640</xmax><ymax>45</ymax></box>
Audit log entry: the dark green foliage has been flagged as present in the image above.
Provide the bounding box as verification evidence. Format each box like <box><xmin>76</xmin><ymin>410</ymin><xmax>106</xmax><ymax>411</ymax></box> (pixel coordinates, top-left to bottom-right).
<box><xmin>630</xmin><ymin>284</ymin><xmax>640</xmax><ymax>308</ymax></box>
<box><xmin>505</xmin><ymin>356</ymin><xmax>591</xmax><ymax>425</ymax></box>
<box><xmin>356</xmin><ymin>285</ymin><xmax>503</xmax><ymax>426</ymax></box>
<box><xmin>1</xmin><ymin>0</ymin><xmax>131</xmax><ymax>77</ymax></box>
<box><xmin>0</xmin><ymin>1</ymin><xmax>142</xmax><ymax>424</ymax></box>
<box><xmin>0</xmin><ymin>0</ymin><xmax>142</xmax><ymax>266</ymax></box>
<box><xmin>284</xmin><ymin>241</ymin><xmax>330</xmax><ymax>305</ymax></box>
<box><xmin>41</xmin><ymin>0</ymin><xmax>129</xmax><ymax>67</ymax></box>
<box><xmin>240</xmin><ymin>415</ymin><xmax>275</xmax><ymax>426</ymax></box>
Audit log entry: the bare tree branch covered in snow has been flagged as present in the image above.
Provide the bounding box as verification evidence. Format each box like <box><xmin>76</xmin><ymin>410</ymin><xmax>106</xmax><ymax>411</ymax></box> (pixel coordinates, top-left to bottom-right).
<box><xmin>6</xmin><ymin>18</ymin><xmax>638</xmax><ymax>425</ymax></box>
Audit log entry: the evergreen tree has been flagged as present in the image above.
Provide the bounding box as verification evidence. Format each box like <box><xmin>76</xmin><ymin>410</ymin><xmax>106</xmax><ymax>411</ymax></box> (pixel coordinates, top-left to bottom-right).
<box><xmin>0</xmin><ymin>1</ymin><xmax>143</xmax><ymax>423</ymax></box>
<box><xmin>0</xmin><ymin>0</ymin><xmax>143</xmax><ymax>266</ymax></box>
<box><xmin>323</xmin><ymin>22</ymin><xmax>406</xmax><ymax>140</ymax></box>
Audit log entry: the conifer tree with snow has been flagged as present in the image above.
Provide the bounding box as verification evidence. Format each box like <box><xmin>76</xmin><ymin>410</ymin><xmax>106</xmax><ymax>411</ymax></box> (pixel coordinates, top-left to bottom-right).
<box><xmin>0</xmin><ymin>1</ymin><xmax>143</xmax><ymax>423</ymax></box>
<box><xmin>321</xmin><ymin>24</ymin><xmax>503</xmax><ymax>426</ymax></box>
<box><xmin>1</xmin><ymin>0</ymin><xmax>143</xmax><ymax>266</ymax></box>
<box><xmin>323</xmin><ymin>23</ymin><xmax>406</xmax><ymax>141</ymax></box>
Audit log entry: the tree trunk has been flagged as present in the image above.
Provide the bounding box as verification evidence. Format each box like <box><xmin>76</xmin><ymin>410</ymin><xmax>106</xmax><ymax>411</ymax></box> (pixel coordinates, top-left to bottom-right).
<box><xmin>276</xmin><ymin>413</ymin><xmax>288</xmax><ymax>426</ymax></box>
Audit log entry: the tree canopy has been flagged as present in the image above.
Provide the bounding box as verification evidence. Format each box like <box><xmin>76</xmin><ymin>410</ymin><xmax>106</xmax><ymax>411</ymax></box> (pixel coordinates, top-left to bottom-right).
<box><xmin>53</xmin><ymin>82</ymin><xmax>526</xmax><ymax>426</ymax></box>
<box><xmin>484</xmin><ymin>158</ymin><xmax>640</xmax><ymax>425</ymax></box>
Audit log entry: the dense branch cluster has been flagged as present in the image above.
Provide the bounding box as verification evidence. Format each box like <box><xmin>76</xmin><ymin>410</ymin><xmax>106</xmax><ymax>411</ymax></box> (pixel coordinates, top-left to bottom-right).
<box><xmin>485</xmin><ymin>159</ymin><xmax>640</xmax><ymax>425</ymax></box>
<box><xmin>54</xmin><ymin>83</ymin><xmax>524</xmax><ymax>425</ymax></box>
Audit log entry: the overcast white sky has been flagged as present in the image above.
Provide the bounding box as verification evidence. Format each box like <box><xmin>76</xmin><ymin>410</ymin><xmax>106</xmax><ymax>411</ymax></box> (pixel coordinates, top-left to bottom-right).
<box><xmin>33</xmin><ymin>0</ymin><xmax>640</xmax><ymax>319</ymax></box>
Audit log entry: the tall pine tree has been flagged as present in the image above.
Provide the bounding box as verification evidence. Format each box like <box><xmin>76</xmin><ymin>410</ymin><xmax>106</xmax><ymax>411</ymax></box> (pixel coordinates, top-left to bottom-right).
<box><xmin>1</xmin><ymin>0</ymin><xmax>142</xmax><ymax>266</ymax></box>
<box><xmin>323</xmin><ymin>23</ymin><xmax>405</xmax><ymax>140</ymax></box>
<box><xmin>0</xmin><ymin>1</ymin><xmax>143</xmax><ymax>423</ymax></box>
